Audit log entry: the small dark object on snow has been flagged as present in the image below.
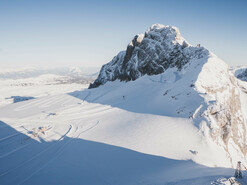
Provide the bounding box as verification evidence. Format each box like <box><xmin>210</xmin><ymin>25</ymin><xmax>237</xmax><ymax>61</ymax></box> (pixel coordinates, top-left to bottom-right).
<box><xmin>189</xmin><ymin>150</ymin><xmax>198</xmax><ymax>155</ymax></box>
<box><xmin>163</xmin><ymin>90</ymin><xmax>170</xmax><ymax>96</ymax></box>
<box><xmin>197</xmin><ymin>44</ymin><xmax>200</xmax><ymax>48</ymax></box>
<box><xmin>48</xmin><ymin>112</ymin><xmax>57</xmax><ymax>116</ymax></box>
<box><xmin>234</xmin><ymin>161</ymin><xmax>242</xmax><ymax>179</ymax></box>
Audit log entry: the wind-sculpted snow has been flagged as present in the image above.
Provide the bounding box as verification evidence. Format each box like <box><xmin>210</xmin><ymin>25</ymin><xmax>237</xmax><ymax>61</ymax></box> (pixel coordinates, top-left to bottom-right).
<box><xmin>89</xmin><ymin>24</ymin><xmax>209</xmax><ymax>88</ymax></box>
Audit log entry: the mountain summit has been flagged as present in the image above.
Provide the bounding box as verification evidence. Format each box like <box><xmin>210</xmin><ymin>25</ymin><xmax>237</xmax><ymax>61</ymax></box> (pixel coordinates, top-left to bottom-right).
<box><xmin>89</xmin><ymin>24</ymin><xmax>208</xmax><ymax>88</ymax></box>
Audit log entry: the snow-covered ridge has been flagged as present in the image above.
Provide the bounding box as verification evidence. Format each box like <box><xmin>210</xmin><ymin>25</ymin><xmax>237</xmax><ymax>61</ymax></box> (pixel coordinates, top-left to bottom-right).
<box><xmin>89</xmin><ymin>24</ymin><xmax>208</xmax><ymax>88</ymax></box>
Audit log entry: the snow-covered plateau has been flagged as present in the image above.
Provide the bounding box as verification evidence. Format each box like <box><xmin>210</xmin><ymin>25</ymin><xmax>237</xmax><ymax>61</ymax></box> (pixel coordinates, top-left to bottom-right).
<box><xmin>0</xmin><ymin>67</ymin><xmax>98</xmax><ymax>107</ymax></box>
<box><xmin>1</xmin><ymin>24</ymin><xmax>247</xmax><ymax>185</ymax></box>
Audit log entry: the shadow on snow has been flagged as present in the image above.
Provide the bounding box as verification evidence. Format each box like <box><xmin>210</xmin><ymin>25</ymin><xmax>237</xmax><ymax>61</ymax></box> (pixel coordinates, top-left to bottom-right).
<box><xmin>0</xmin><ymin>120</ymin><xmax>235</xmax><ymax>185</ymax></box>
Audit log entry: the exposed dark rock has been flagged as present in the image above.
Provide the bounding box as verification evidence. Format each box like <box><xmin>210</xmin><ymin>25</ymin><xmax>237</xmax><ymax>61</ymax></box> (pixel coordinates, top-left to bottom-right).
<box><xmin>237</xmin><ymin>68</ymin><xmax>247</xmax><ymax>81</ymax></box>
<box><xmin>89</xmin><ymin>24</ymin><xmax>208</xmax><ymax>89</ymax></box>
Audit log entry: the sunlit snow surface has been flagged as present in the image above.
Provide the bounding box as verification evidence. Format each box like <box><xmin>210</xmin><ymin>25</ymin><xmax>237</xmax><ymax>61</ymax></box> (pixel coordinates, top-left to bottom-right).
<box><xmin>0</xmin><ymin>67</ymin><xmax>97</xmax><ymax>107</ymax></box>
<box><xmin>1</xmin><ymin>67</ymin><xmax>247</xmax><ymax>184</ymax></box>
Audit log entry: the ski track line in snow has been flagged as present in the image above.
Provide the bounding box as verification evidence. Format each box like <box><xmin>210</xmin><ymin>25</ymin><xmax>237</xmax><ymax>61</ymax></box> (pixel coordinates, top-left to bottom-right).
<box><xmin>60</xmin><ymin>98</ymin><xmax>78</xmax><ymax>108</ymax></box>
<box><xmin>0</xmin><ymin>109</ymin><xmax>102</xmax><ymax>140</ymax></box>
<box><xmin>13</xmin><ymin>98</ymin><xmax>48</xmax><ymax>110</ymax></box>
<box><xmin>39</xmin><ymin>96</ymin><xmax>68</xmax><ymax>108</ymax></box>
<box><xmin>17</xmin><ymin>121</ymin><xmax>99</xmax><ymax>185</ymax></box>
<box><xmin>14</xmin><ymin>138</ymin><xmax>75</xmax><ymax>185</ymax></box>
<box><xmin>0</xmin><ymin>122</ymin><xmax>31</xmax><ymax>130</ymax></box>
<box><xmin>13</xmin><ymin>96</ymin><xmax>55</xmax><ymax>111</ymax></box>
<box><xmin>0</xmin><ymin>130</ymin><xmax>59</xmax><ymax>160</ymax></box>
<box><xmin>0</xmin><ymin>124</ymin><xmax>54</xmax><ymax>143</ymax></box>
<box><xmin>0</xmin><ymin>120</ymin><xmax>30</xmax><ymax>129</ymax></box>
<box><xmin>90</xmin><ymin>89</ymin><xmax>113</xmax><ymax>102</ymax></box>
<box><xmin>60</xmin><ymin>108</ymin><xmax>113</xmax><ymax>123</ymax></box>
<box><xmin>2</xmin><ymin>104</ymin><xmax>111</xmax><ymax>126</ymax></box>
<box><xmin>0</xmin><ymin>118</ymin><xmax>63</xmax><ymax>130</ymax></box>
<box><xmin>60</xmin><ymin>106</ymin><xmax>113</xmax><ymax>119</ymax></box>
<box><xmin>0</xmin><ymin>125</ymin><xmax>73</xmax><ymax>177</ymax></box>
<box><xmin>14</xmin><ymin>95</ymin><xmax>64</xmax><ymax>111</ymax></box>
<box><xmin>83</xmin><ymin>91</ymin><xmax>91</xmax><ymax>101</ymax></box>
<box><xmin>0</xmin><ymin>129</ymin><xmax>26</xmax><ymax>142</ymax></box>
<box><xmin>0</xmin><ymin>140</ymin><xmax>34</xmax><ymax>159</ymax></box>
<box><xmin>58</xmin><ymin>103</ymin><xmax>103</xmax><ymax>115</ymax></box>
<box><xmin>0</xmin><ymin>124</ymin><xmax>49</xmax><ymax>142</ymax></box>
<box><xmin>17</xmin><ymin>137</ymin><xmax>75</xmax><ymax>185</ymax></box>
<box><xmin>45</xmin><ymin>104</ymin><xmax>114</xmax><ymax>122</ymax></box>
<box><xmin>53</xmin><ymin>124</ymin><xmax>73</xmax><ymax>140</ymax></box>
<box><xmin>0</xmin><ymin>128</ymin><xmax>56</xmax><ymax>159</ymax></box>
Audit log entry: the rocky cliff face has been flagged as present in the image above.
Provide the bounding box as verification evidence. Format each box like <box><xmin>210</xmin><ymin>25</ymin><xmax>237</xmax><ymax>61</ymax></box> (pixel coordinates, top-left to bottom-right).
<box><xmin>89</xmin><ymin>24</ymin><xmax>207</xmax><ymax>89</ymax></box>
<box><xmin>237</xmin><ymin>68</ymin><xmax>247</xmax><ymax>81</ymax></box>
<box><xmin>192</xmin><ymin>56</ymin><xmax>247</xmax><ymax>165</ymax></box>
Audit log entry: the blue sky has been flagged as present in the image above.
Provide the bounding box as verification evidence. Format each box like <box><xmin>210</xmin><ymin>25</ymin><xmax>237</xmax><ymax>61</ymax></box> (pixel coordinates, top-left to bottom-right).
<box><xmin>0</xmin><ymin>0</ymin><xmax>246</xmax><ymax>67</ymax></box>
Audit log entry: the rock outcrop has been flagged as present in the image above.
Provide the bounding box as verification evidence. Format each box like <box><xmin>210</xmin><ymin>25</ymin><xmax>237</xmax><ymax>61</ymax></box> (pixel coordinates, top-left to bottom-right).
<box><xmin>237</xmin><ymin>68</ymin><xmax>247</xmax><ymax>81</ymax></box>
<box><xmin>89</xmin><ymin>24</ymin><xmax>207</xmax><ymax>88</ymax></box>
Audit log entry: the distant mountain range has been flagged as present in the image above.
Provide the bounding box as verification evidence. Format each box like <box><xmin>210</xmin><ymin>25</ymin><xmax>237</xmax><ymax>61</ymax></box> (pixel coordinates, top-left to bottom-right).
<box><xmin>0</xmin><ymin>67</ymin><xmax>99</xmax><ymax>79</ymax></box>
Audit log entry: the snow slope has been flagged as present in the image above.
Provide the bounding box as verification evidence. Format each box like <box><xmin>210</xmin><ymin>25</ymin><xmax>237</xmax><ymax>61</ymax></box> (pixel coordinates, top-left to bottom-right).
<box><xmin>0</xmin><ymin>92</ymin><xmax>237</xmax><ymax>185</ymax></box>
<box><xmin>0</xmin><ymin>72</ymin><xmax>245</xmax><ymax>184</ymax></box>
<box><xmin>1</xmin><ymin>24</ymin><xmax>247</xmax><ymax>184</ymax></box>
<box><xmin>0</xmin><ymin>67</ymin><xmax>97</xmax><ymax>107</ymax></box>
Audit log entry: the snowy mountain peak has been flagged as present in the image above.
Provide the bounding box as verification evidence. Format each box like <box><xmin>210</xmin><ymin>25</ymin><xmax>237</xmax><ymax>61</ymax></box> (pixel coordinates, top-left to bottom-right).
<box><xmin>68</xmin><ymin>67</ymin><xmax>82</xmax><ymax>76</ymax></box>
<box><xmin>89</xmin><ymin>24</ymin><xmax>206</xmax><ymax>89</ymax></box>
<box><xmin>145</xmin><ymin>24</ymin><xmax>187</xmax><ymax>46</ymax></box>
<box><xmin>146</xmin><ymin>24</ymin><xmax>179</xmax><ymax>36</ymax></box>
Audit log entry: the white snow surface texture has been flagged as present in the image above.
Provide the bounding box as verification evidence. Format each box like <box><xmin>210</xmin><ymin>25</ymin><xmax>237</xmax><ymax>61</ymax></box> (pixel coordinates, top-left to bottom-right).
<box><xmin>0</xmin><ymin>24</ymin><xmax>247</xmax><ymax>185</ymax></box>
